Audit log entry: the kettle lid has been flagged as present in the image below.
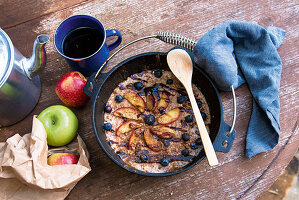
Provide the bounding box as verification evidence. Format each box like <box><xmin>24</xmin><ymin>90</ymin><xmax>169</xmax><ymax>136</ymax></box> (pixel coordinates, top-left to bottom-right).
<box><xmin>0</xmin><ymin>28</ymin><xmax>14</xmax><ymax>87</ymax></box>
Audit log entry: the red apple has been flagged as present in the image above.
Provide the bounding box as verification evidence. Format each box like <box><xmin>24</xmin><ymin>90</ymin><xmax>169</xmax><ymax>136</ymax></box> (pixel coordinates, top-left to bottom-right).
<box><xmin>47</xmin><ymin>153</ymin><xmax>79</xmax><ymax>166</ymax></box>
<box><xmin>56</xmin><ymin>71</ymin><xmax>89</xmax><ymax>107</ymax></box>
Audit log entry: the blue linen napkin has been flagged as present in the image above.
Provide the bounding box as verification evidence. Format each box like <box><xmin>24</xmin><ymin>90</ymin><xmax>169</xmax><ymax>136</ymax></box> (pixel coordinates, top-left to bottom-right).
<box><xmin>193</xmin><ymin>21</ymin><xmax>286</xmax><ymax>157</ymax></box>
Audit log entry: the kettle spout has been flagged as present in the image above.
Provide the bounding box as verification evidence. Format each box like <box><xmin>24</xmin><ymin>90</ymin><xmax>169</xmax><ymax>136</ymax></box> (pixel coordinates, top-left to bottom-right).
<box><xmin>24</xmin><ymin>35</ymin><xmax>49</xmax><ymax>79</ymax></box>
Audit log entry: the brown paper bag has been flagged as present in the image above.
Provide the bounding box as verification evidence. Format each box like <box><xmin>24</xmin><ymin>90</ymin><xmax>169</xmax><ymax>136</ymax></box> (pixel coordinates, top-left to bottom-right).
<box><xmin>0</xmin><ymin>116</ymin><xmax>91</xmax><ymax>200</ymax></box>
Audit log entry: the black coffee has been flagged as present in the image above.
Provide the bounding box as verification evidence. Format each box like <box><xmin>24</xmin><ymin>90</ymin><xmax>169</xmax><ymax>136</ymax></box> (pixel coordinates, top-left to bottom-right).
<box><xmin>62</xmin><ymin>27</ymin><xmax>103</xmax><ymax>58</ymax></box>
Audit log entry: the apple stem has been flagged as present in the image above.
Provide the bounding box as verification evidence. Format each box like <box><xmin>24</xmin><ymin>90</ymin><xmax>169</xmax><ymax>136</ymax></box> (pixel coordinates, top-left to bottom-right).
<box><xmin>52</xmin><ymin>119</ymin><xmax>55</xmax><ymax>125</ymax></box>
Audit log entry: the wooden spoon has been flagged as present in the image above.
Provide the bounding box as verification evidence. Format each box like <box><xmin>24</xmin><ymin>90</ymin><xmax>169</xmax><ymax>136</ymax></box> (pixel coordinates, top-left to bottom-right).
<box><xmin>167</xmin><ymin>49</ymin><xmax>219</xmax><ymax>166</ymax></box>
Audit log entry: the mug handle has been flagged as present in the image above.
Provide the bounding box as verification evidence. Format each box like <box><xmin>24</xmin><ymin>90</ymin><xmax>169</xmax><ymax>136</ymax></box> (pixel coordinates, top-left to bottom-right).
<box><xmin>106</xmin><ymin>29</ymin><xmax>122</xmax><ymax>51</ymax></box>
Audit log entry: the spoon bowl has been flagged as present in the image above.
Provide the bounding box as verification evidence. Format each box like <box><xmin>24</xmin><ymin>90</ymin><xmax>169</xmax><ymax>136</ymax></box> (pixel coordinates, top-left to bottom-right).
<box><xmin>167</xmin><ymin>49</ymin><xmax>219</xmax><ymax>166</ymax></box>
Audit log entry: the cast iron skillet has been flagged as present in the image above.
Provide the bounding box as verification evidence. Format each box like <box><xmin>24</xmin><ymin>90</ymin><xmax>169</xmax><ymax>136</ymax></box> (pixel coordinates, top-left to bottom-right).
<box><xmin>84</xmin><ymin>52</ymin><xmax>236</xmax><ymax>176</ymax></box>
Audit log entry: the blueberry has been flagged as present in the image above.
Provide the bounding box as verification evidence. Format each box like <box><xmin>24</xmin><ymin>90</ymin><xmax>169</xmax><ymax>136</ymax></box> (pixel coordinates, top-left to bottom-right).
<box><xmin>140</xmin><ymin>154</ymin><xmax>149</xmax><ymax>162</ymax></box>
<box><xmin>196</xmin><ymin>100</ymin><xmax>202</xmax><ymax>108</ymax></box>
<box><xmin>182</xmin><ymin>133</ymin><xmax>190</xmax><ymax>141</ymax></box>
<box><xmin>134</xmin><ymin>82</ymin><xmax>144</xmax><ymax>90</ymax></box>
<box><xmin>104</xmin><ymin>123</ymin><xmax>112</xmax><ymax>131</ymax></box>
<box><xmin>190</xmin><ymin>143</ymin><xmax>199</xmax><ymax>149</ymax></box>
<box><xmin>154</xmin><ymin>83</ymin><xmax>161</xmax><ymax>89</ymax></box>
<box><xmin>144</xmin><ymin>114</ymin><xmax>155</xmax><ymax>125</ymax></box>
<box><xmin>195</xmin><ymin>138</ymin><xmax>202</xmax><ymax>145</ymax></box>
<box><xmin>154</xmin><ymin>70</ymin><xmax>163</xmax><ymax>78</ymax></box>
<box><xmin>160</xmin><ymin>158</ymin><xmax>169</xmax><ymax>166</ymax></box>
<box><xmin>104</xmin><ymin>105</ymin><xmax>112</xmax><ymax>113</ymax></box>
<box><xmin>201</xmin><ymin>112</ymin><xmax>207</xmax><ymax>120</ymax></box>
<box><xmin>115</xmin><ymin>95</ymin><xmax>123</xmax><ymax>103</ymax></box>
<box><xmin>181</xmin><ymin>149</ymin><xmax>190</xmax><ymax>157</ymax></box>
<box><xmin>177</xmin><ymin>96</ymin><xmax>186</xmax><ymax>104</ymax></box>
<box><xmin>185</xmin><ymin>115</ymin><xmax>193</xmax><ymax>123</ymax></box>
<box><xmin>166</xmin><ymin>79</ymin><xmax>173</xmax><ymax>85</ymax></box>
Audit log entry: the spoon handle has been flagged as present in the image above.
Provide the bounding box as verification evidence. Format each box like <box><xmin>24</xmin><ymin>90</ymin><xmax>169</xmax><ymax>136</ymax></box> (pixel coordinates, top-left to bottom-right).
<box><xmin>186</xmin><ymin>85</ymin><xmax>219</xmax><ymax>166</ymax></box>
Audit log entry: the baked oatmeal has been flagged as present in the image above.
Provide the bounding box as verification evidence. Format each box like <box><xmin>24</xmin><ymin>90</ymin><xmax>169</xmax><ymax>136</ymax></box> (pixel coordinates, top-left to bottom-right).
<box><xmin>103</xmin><ymin>70</ymin><xmax>211</xmax><ymax>173</ymax></box>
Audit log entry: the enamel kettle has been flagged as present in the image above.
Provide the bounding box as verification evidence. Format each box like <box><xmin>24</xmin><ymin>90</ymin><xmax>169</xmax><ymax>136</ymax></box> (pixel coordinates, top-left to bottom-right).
<box><xmin>0</xmin><ymin>28</ymin><xmax>49</xmax><ymax>127</ymax></box>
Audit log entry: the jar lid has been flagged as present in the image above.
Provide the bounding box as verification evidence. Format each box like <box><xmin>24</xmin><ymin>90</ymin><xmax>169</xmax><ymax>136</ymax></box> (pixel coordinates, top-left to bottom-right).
<box><xmin>0</xmin><ymin>28</ymin><xmax>14</xmax><ymax>87</ymax></box>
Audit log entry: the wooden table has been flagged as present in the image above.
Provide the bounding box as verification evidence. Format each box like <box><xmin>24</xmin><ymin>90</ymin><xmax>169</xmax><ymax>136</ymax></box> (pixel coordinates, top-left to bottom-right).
<box><xmin>1</xmin><ymin>0</ymin><xmax>298</xmax><ymax>199</ymax></box>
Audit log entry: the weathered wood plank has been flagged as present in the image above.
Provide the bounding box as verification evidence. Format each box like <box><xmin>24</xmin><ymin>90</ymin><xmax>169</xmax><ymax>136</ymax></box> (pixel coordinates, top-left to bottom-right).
<box><xmin>0</xmin><ymin>0</ymin><xmax>90</xmax><ymax>28</ymax></box>
<box><xmin>0</xmin><ymin>0</ymin><xmax>298</xmax><ymax>199</ymax></box>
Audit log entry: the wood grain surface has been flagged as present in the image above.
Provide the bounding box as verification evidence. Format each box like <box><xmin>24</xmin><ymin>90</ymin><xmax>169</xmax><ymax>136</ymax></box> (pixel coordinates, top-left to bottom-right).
<box><xmin>0</xmin><ymin>0</ymin><xmax>298</xmax><ymax>199</ymax></box>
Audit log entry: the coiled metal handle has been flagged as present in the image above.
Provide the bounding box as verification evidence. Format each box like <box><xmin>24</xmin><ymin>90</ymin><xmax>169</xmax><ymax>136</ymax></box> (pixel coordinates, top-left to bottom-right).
<box><xmin>156</xmin><ymin>32</ymin><xmax>197</xmax><ymax>51</ymax></box>
<box><xmin>94</xmin><ymin>31</ymin><xmax>196</xmax><ymax>80</ymax></box>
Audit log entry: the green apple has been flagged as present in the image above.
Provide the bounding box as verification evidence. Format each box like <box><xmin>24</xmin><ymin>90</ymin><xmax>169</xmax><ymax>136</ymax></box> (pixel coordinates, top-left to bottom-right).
<box><xmin>37</xmin><ymin>105</ymin><xmax>78</xmax><ymax>146</ymax></box>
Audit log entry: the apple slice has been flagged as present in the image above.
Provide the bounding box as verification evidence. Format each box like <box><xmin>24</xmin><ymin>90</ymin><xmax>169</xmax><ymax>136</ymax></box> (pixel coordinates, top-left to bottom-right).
<box><xmin>128</xmin><ymin>128</ymin><xmax>144</xmax><ymax>150</ymax></box>
<box><xmin>146</xmin><ymin>90</ymin><xmax>158</xmax><ymax>111</ymax></box>
<box><xmin>144</xmin><ymin>128</ymin><xmax>162</xmax><ymax>152</ymax></box>
<box><xmin>113</xmin><ymin>107</ymin><xmax>141</xmax><ymax>120</ymax></box>
<box><xmin>116</xmin><ymin>120</ymin><xmax>142</xmax><ymax>136</ymax></box>
<box><xmin>124</xmin><ymin>92</ymin><xmax>146</xmax><ymax>113</ymax></box>
<box><xmin>157</xmin><ymin>107</ymin><xmax>181</xmax><ymax>125</ymax></box>
<box><xmin>150</xmin><ymin>125</ymin><xmax>175</xmax><ymax>139</ymax></box>
<box><xmin>156</xmin><ymin>92</ymin><xmax>169</xmax><ymax>113</ymax></box>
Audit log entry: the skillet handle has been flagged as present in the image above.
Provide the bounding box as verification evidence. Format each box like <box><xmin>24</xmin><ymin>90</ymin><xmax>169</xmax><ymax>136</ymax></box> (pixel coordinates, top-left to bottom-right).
<box><xmin>84</xmin><ymin>72</ymin><xmax>109</xmax><ymax>101</ymax></box>
<box><xmin>213</xmin><ymin>85</ymin><xmax>237</xmax><ymax>153</ymax></box>
<box><xmin>213</xmin><ymin>121</ymin><xmax>236</xmax><ymax>153</ymax></box>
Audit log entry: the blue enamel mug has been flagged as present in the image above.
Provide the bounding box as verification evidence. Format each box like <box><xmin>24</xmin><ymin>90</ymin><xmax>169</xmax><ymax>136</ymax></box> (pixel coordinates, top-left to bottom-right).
<box><xmin>54</xmin><ymin>15</ymin><xmax>122</xmax><ymax>76</ymax></box>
